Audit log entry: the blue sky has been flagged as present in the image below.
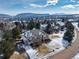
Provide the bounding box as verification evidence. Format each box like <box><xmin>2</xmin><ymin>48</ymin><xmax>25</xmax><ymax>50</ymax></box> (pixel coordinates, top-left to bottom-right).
<box><xmin>0</xmin><ymin>0</ymin><xmax>79</xmax><ymax>15</ymax></box>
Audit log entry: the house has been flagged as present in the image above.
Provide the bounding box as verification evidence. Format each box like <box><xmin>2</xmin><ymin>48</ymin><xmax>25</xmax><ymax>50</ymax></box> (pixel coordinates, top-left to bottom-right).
<box><xmin>20</xmin><ymin>29</ymin><xmax>50</xmax><ymax>48</ymax></box>
<box><xmin>0</xmin><ymin>22</ymin><xmax>16</xmax><ymax>31</ymax></box>
<box><xmin>44</xmin><ymin>22</ymin><xmax>61</xmax><ymax>34</ymax></box>
<box><xmin>53</xmin><ymin>23</ymin><xmax>61</xmax><ymax>33</ymax></box>
<box><xmin>40</xmin><ymin>24</ymin><xmax>47</xmax><ymax>30</ymax></box>
<box><xmin>51</xmin><ymin>22</ymin><xmax>64</xmax><ymax>33</ymax></box>
<box><xmin>57</xmin><ymin>21</ymin><xmax>66</xmax><ymax>31</ymax></box>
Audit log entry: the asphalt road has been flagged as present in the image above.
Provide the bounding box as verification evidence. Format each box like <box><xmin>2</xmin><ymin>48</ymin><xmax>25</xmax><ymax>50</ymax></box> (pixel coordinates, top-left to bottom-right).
<box><xmin>48</xmin><ymin>29</ymin><xmax>79</xmax><ymax>59</ymax></box>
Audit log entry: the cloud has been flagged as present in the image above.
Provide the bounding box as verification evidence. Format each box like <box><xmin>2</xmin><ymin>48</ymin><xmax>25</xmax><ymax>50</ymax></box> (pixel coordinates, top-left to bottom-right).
<box><xmin>61</xmin><ymin>4</ymin><xmax>79</xmax><ymax>9</ymax></box>
<box><xmin>77</xmin><ymin>1</ymin><xmax>79</xmax><ymax>3</ymax></box>
<box><xmin>71</xmin><ymin>0</ymin><xmax>75</xmax><ymax>2</ymax></box>
<box><xmin>71</xmin><ymin>0</ymin><xmax>79</xmax><ymax>3</ymax></box>
<box><xmin>47</xmin><ymin>0</ymin><xmax>58</xmax><ymax>5</ymax></box>
<box><xmin>30</xmin><ymin>4</ymin><xmax>48</xmax><ymax>8</ymax></box>
<box><xmin>30</xmin><ymin>0</ymin><xmax>59</xmax><ymax>8</ymax></box>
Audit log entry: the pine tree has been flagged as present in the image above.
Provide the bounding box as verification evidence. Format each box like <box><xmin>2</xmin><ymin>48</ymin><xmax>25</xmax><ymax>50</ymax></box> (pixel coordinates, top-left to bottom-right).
<box><xmin>65</xmin><ymin>21</ymin><xmax>74</xmax><ymax>32</ymax></box>
<box><xmin>63</xmin><ymin>30</ymin><xmax>73</xmax><ymax>43</ymax></box>
<box><xmin>45</xmin><ymin>23</ymin><xmax>52</xmax><ymax>34</ymax></box>
<box><xmin>63</xmin><ymin>21</ymin><xmax>74</xmax><ymax>45</ymax></box>
<box><xmin>12</xmin><ymin>27</ymin><xmax>21</xmax><ymax>39</ymax></box>
<box><xmin>0</xmin><ymin>30</ymin><xmax>15</xmax><ymax>59</ymax></box>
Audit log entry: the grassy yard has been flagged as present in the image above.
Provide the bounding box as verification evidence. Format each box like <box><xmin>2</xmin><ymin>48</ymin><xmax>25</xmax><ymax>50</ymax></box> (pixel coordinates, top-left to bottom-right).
<box><xmin>49</xmin><ymin>33</ymin><xmax>60</xmax><ymax>40</ymax></box>
<box><xmin>9</xmin><ymin>51</ymin><xmax>28</xmax><ymax>59</ymax></box>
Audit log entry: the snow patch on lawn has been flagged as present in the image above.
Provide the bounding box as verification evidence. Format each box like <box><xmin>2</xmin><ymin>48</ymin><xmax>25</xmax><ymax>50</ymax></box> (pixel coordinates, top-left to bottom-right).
<box><xmin>42</xmin><ymin>39</ymin><xmax>65</xmax><ymax>59</ymax></box>
<box><xmin>26</xmin><ymin>49</ymin><xmax>38</xmax><ymax>59</ymax></box>
<box><xmin>72</xmin><ymin>53</ymin><xmax>79</xmax><ymax>59</ymax></box>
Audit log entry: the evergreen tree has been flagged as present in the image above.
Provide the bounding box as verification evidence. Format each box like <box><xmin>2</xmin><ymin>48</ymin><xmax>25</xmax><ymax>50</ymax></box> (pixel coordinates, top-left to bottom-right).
<box><xmin>35</xmin><ymin>22</ymin><xmax>40</xmax><ymax>29</ymax></box>
<box><xmin>27</xmin><ymin>20</ymin><xmax>35</xmax><ymax>30</ymax></box>
<box><xmin>77</xmin><ymin>20</ymin><xmax>79</xmax><ymax>27</ymax></box>
<box><xmin>0</xmin><ymin>30</ymin><xmax>15</xmax><ymax>59</ymax></box>
<box><xmin>45</xmin><ymin>23</ymin><xmax>52</xmax><ymax>34</ymax></box>
<box><xmin>27</xmin><ymin>20</ymin><xmax>40</xmax><ymax>30</ymax></box>
<box><xmin>62</xmin><ymin>18</ymin><xmax>65</xmax><ymax>22</ymax></box>
<box><xmin>63</xmin><ymin>21</ymin><xmax>74</xmax><ymax>46</ymax></box>
<box><xmin>65</xmin><ymin>21</ymin><xmax>74</xmax><ymax>32</ymax></box>
<box><xmin>63</xmin><ymin>30</ymin><xmax>73</xmax><ymax>43</ymax></box>
<box><xmin>12</xmin><ymin>27</ymin><xmax>21</xmax><ymax>39</ymax></box>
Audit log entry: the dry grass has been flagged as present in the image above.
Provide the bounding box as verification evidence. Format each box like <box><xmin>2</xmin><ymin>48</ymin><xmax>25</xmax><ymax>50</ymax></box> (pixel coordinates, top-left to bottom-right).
<box><xmin>9</xmin><ymin>51</ymin><xmax>28</xmax><ymax>59</ymax></box>
<box><xmin>51</xmin><ymin>35</ymin><xmax>60</xmax><ymax>38</ymax></box>
<box><xmin>36</xmin><ymin>44</ymin><xmax>50</xmax><ymax>56</ymax></box>
<box><xmin>49</xmin><ymin>33</ymin><xmax>60</xmax><ymax>40</ymax></box>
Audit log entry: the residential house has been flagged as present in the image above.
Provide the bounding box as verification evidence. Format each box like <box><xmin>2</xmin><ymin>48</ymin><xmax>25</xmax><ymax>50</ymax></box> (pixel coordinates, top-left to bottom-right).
<box><xmin>40</xmin><ymin>24</ymin><xmax>48</xmax><ymax>30</ymax></box>
<box><xmin>20</xmin><ymin>29</ymin><xmax>50</xmax><ymax>48</ymax></box>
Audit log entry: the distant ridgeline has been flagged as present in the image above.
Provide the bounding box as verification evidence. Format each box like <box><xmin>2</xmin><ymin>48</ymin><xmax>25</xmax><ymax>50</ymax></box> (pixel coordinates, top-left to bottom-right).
<box><xmin>0</xmin><ymin>13</ymin><xmax>79</xmax><ymax>21</ymax></box>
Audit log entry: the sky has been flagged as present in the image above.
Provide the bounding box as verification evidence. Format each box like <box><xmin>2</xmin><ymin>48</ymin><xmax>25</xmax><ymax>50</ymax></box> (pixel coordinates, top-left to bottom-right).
<box><xmin>0</xmin><ymin>0</ymin><xmax>79</xmax><ymax>15</ymax></box>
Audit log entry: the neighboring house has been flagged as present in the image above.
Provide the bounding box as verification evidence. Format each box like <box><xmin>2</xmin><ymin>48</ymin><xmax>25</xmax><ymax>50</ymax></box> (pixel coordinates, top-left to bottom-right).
<box><xmin>57</xmin><ymin>21</ymin><xmax>66</xmax><ymax>31</ymax></box>
<box><xmin>0</xmin><ymin>22</ymin><xmax>16</xmax><ymax>31</ymax></box>
<box><xmin>40</xmin><ymin>24</ymin><xmax>47</xmax><ymax>30</ymax></box>
<box><xmin>41</xmin><ymin>22</ymin><xmax>62</xmax><ymax>34</ymax></box>
<box><xmin>53</xmin><ymin>23</ymin><xmax>61</xmax><ymax>33</ymax></box>
<box><xmin>51</xmin><ymin>22</ymin><xmax>65</xmax><ymax>33</ymax></box>
<box><xmin>46</xmin><ymin>22</ymin><xmax>61</xmax><ymax>33</ymax></box>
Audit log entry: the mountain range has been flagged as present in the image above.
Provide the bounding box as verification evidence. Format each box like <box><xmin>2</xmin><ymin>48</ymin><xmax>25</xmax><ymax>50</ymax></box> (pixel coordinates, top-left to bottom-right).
<box><xmin>0</xmin><ymin>13</ymin><xmax>79</xmax><ymax>20</ymax></box>
<box><xmin>0</xmin><ymin>14</ymin><xmax>11</xmax><ymax>18</ymax></box>
<box><xmin>0</xmin><ymin>13</ymin><xmax>67</xmax><ymax>18</ymax></box>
